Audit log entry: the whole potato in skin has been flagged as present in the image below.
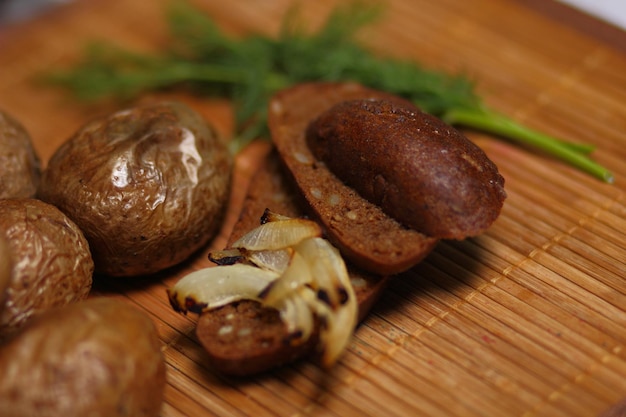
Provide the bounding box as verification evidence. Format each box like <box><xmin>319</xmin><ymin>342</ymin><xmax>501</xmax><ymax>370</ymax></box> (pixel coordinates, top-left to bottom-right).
<box><xmin>0</xmin><ymin>234</ymin><xmax>12</xmax><ymax>316</ymax></box>
<box><xmin>0</xmin><ymin>198</ymin><xmax>93</xmax><ymax>338</ymax></box>
<box><xmin>0</xmin><ymin>110</ymin><xmax>41</xmax><ymax>199</ymax></box>
<box><xmin>38</xmin><ymin>101</ymin><xmax>232</xmax><ymax>277</ymax></box>
<box><xmin>0</xmin><ymin>297</ymin><xmax>166</xmax><ymax>417</ymax></box>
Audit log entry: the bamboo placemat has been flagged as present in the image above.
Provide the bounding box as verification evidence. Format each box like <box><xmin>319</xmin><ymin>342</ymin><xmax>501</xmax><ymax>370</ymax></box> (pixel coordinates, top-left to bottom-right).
<box><xmin>1</xmin><ymin>0</ymin><xmax>625</xmax><ymax>416</ymax></box>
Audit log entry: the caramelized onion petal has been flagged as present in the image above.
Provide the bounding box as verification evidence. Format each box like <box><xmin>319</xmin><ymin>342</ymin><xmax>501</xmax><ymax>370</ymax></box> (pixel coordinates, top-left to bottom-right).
<box><xmin>297</xmin><ymin>283</ymin><xmax>358</xmax><ymax>367</ymax></box>
<box><xmin>231</xmin><ymin>218</ymin><xmax>322</xmax><ymax>251</ymax></box>
<box><xmin>247</xmin><ymin>248</ymin><xmax>292</xmax><ymax>274</ymax></box>
<box><xmin>319</xmin><ymin>284</ymin><xmax>358</xmax><ymax>367</ymax></box>
<box><xmin>277</xmin><ymin>295</ymin><xmax>315</xmax><ymax>345</ymax></box>
<box><xmin>295</xmin><ymin>237</ymin><xmax>350</xmax><ymax>309</ymax></box>
<box><xmin>261</xmin><ymin>209</ymin><xmax>294</xmax><ymax>223</ymax></box>
<box><xmin>259</xmin><ymin>250</ymin><xmax>312</xmax><ymax>307</ymax></box>
<box><xmin>208</xmin><ymin>248</ymin><xmax>245</xmax><ymax>265</ymax></box>
<box><xmin>167</xmin><ymin>264</ymin><xmax>280</xmax><ymax>314</ymax></box>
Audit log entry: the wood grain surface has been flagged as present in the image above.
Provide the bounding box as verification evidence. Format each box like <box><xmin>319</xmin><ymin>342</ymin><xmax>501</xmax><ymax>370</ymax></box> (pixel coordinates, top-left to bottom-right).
<box><xmin>1</xmin><ymin>0</ymin><xmax>625</xmax><ymax>416</ymax></box>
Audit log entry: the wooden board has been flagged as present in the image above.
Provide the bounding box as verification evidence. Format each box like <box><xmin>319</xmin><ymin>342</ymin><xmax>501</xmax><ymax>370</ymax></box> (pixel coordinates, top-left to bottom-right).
<box><xmin>1</xmin><ymin>0</ymin><xmax>625</xmax><ymax>416</ymax></box>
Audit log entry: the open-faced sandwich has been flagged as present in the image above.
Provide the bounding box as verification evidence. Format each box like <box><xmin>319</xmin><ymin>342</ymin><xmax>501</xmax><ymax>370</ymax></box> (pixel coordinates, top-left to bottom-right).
<box><xmin>168</xmin><ymin>82</ymin><xmax>506</xmax><ymax>375</ymax></box>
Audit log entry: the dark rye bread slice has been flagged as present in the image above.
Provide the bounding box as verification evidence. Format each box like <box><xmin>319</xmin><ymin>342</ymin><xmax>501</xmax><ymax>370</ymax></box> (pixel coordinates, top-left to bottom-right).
<box><xmin>307</xmin><ymin>98</ymin><xmax>506</xmax><ymax>239</ymax></box>
<box><xmin>268</xmin><ymin>82</ymin><xmax>439</xmax><ymax>275</ymax></box>
<box><xmin>195</xmin><ymin>150</ymin><xmax>389</xmax><ymax>376</ymax></box>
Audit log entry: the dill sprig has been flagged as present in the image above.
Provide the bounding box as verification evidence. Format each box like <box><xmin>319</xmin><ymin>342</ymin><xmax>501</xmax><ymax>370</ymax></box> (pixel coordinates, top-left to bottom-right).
<box><xmin>45</xmin><ymin>1</ymin><xmax>613</xmax><ymax>183</ymax></box>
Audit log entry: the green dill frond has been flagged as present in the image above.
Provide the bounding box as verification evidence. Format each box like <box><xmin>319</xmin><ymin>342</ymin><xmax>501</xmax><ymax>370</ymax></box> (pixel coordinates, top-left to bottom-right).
<box><xmin>42</xmin><ymin>0</ymin><xmax>612</xmax><ymax>182</ymax></box>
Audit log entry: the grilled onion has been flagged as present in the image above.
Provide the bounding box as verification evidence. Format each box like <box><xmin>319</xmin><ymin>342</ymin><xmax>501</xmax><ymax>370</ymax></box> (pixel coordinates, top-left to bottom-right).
<box><xmin>167</xmin><ymin>211</ymin><xmax>359</xmax><ymax>368</ymax></box>
<box><xmin>167</xmin><ymin>264</ymin><xmax>279</xmax><ymax>314</ymax></box>
<box><xmin>231</xmin><ymin>217</ymin><xmax>322</xmax><ymax>251</ymax></box>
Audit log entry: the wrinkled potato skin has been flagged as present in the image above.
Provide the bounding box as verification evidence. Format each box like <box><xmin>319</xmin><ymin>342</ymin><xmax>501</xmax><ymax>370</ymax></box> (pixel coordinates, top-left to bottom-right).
<box><xmin>38</xmin><ymin>102</ymin><xmax>232</xmax><ymax>277</ymax></box>
<box><xmin>0</xmin><ymin>110</ymin><xmax>41</xmax><ymax>199</ymax></box>
<box><xmin>0</xmin><ymin>198</ymin><xmax>93</xmax><ymax>338</ymax></box>
<box><xmin>0</xmin><ymin>235</ymin><xmax>11</xmax><ymax>316</ymax></box>
<box><xmin>0</xmin><ymin>297</ymin><xmax>166</xmax><ymax>417</ymax></box>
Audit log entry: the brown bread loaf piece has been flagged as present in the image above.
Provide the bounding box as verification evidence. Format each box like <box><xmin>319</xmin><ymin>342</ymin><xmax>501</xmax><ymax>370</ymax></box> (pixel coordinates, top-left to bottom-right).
<box><xmin>306</xmin><ymin>98</ymin><xmax>506</xmax><ymax>239</ymax></box>
<box><xmin>268</xmin><ymin>82</ymin><xmax>439</xmax><ymax>275</ymax></box>
<box><xmin>195</xmin><ymin>150</ymin><xmax>389</xmax><ymax>376</ymax></box>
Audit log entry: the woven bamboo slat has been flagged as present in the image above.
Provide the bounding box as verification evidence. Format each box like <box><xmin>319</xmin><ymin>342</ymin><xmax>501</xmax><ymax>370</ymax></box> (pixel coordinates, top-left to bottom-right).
<box><xmin>0</xmin><ymin>0</ymin><xmax>624</xmax><ymax>416</ymax></box>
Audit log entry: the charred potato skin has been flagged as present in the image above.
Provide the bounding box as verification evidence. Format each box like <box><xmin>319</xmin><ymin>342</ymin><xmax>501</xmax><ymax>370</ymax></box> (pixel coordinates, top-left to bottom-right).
<box><xmin>38</xmin><ymin>102</ymin><xmax>233</xmax><ymax>277</ymax></box>
<box><xmin>0</xmin><ymin>297</ymin><xmax>166</xmax><ymax>417</ymax></box>
<box><xmin>0</xmin><ymin>198</ymin><xmax>93</xmax><ymax>338</ymax></box>
<box><xmin>0</xmin><ymin>110</ymin><xmax>41</xmax><ymax>199</ymax></box>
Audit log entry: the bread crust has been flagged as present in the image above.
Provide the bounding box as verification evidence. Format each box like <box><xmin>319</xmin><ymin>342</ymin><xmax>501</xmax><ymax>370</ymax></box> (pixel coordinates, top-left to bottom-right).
<box><xmin>307</xmin><ymin>98</ymin><xmax>506</xmax><ymax>239</ymax></box>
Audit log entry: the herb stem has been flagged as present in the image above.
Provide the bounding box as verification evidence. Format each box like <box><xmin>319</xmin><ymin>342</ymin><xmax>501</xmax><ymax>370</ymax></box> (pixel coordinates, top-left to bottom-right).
<box><xmin>444</xmin><ymin>107</ymin><xmax>614</xmax><ymax>183</ymax></box>
<box><xmin>164</xmin><ymin>63</ymin><xmax>290</xmax><ymax>91</ymax></box>
<box><xmin>159</xmin><ymin>62</ymin><xmax>248</xmax><ymax>84</ymax></box>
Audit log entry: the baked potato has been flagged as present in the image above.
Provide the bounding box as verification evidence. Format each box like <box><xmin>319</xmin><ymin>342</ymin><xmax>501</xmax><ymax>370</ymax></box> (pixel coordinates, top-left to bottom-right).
<box><xmin>0</xmin><ymin>297</ymin><xmax>166</xmax><ymax>417</ymax></box>
<box><xmin>0</xmin><ymin>198</ymin><xmax>93</xmax><ymax>338</ymax></box>
<box><xmin>0</xmin><ymin>110</ymin><xmax>41</xmax><ymax>199</ymax></box>
<box><xmin>38</xmin><ymin>101</ymin><xmax>232</xmax><ymax>277</ymax></box>
<box><xmin>0</xmin><ymin>234</ymin><xmax>12</xmax><ymax>316</ymax></box>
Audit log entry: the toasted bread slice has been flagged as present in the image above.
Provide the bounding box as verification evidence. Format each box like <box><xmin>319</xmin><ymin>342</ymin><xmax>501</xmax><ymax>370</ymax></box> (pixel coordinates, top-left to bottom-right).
<box><xmin>268</xmin><ymin>82</ymin><xmax>439</xmax><ymax>275</ymax></box>
<box><xmin>306</xmin><ymin>97</ymin><xmax>506</xmax><ymax>239</ymax></box>
<box><xmin>196</xmin><ymin>151</ymin><xmax>389</xmax><ymax>375</ymax></box>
